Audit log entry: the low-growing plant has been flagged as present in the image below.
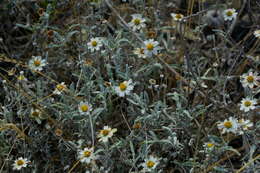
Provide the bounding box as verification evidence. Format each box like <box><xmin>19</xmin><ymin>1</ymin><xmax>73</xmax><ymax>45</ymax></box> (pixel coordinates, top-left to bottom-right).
<box><xmin>0</xmin><ymin>0</ymin><xmax>259</xmax><ymax>172</ymax></box>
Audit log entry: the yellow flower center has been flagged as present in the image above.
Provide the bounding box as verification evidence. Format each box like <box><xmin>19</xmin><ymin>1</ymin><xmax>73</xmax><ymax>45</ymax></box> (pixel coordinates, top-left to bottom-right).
<box><xmin>149</xmin><ymin>79</ymin><xmax>156</xmax><ymax>85</ymax></box>
<box><xmin>83</xmin><ymin>151</ymin><xmax>91</xmax><ymax>157</ymax></box>
<box><xmin>146</xmin><ymin>43</ymin><xmax>154</xmax><ymax>51</ymax></box>
<box><xmin>119</xmin><ymin>82</ymin><xmax>127</xmax><ymax>91</ymax></box>
<box><xmin>80</xmin><ymin>104</ymin><xmax>89</xmax><ymax>112</ymax></box>
<box><xmin>18</xmin><ymin>75</ymin><xmax>25</xmax><ymax>81</ymax></box>
<box><xmin>244</xmin><ymin>101</ymin><xmax>252</xmax><ymax>107</ymax></box>
<box><xmin>17</xmin><ymin>160</ymin><xmax>25</xmax><ymax>166</ymax></box>
<box><xmin>226</xmin><ymin>11</ymin><xmax>233</xmax><ymax>16</ymax></box>
<box><xmin>146</xmin><ymin>160</ymin><xmax>155</xmax><ymax>168</ymax></box>
<box><xmin>56</xmin><ymin>84</ymin><xmax>65</xmax><ymax>91</ymax></box>
<box><xmin>91</xmin><ymin>40</ymin><xmax>97</xmax><ymax>47</ymax></box>
<box><xmin>101</xmin><ymin>129</ymin><xmax>110</xmax><ymax>136</ymax></box>
<box><xmin>246</xmin><ymin>76</ymin><xmax>254</xmax><ymax>83</ymax></box>
<box><xmin>224</xmin><ymin>121</ymin><xmax>232</xmax><ymax>128</ymax></box>
<box><xmin>34</xmin><ymin>60</ymin><xmax>41</xmax><ymax>66</ymax></box>
<box><xmin>207</xmin><ymin>143</ymin><xmax>214</xmax><ymax>148</ymax></box>
<box><xmin>175</xmin><ymin>14</ymin><xmax>183</xmax><ymax>20</ymax></box>
<box><xmin>133</xmin><ymin>18</ymin><xmax>141</xmax><ymax>25</ymax></box>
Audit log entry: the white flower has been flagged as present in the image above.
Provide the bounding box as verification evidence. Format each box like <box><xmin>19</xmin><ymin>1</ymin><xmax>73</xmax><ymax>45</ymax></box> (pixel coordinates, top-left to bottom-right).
<box><xmin>254</xmin><ymin>30</ymin><xmax>260</xmax><ymax>38</ymax></box>
<box><xmin>53</xmin><ymin>82</ymin><xmax>67</xmax><ymax>95</ymax></box>
<box><xmin>141</xmin><ymin>156</ymin><xmax>160</xmax><ymax>172</ymax></box>
<box><xmin>30</xmin><ymin>108</ymin><xmax>43</xmax><ymax>124</ymax></box>
<box><xmin>238</xmin><ymin>119</ymin><xmax>253</xmax><ymax>134</ymax></box>
<box><xmin>129</xmin><ymin>14</ymin><xmax>146</xmax><ymax>31</ymax></box>
<box><xmin>171</xmin><ymin>13</ymin><xmax>185</xmax><ymax>22</ymax></box>
<box><xmin>12</xmin><ymin>157</ymin><xmax>29</xmax><ymax>170</ymax></box>
<box><xmin>97</xmin><ymin>126</ymin><xmax>117</xmax><ymax>143</ymax></box>
<box><xmin>28</xmin><ymin>56</ymin><xmax>47</xmax><ymax>72</ymax></box>
<box><xmin>87</xmin><ymin>37</ymin><xmax>103</xmax><ymax>52</ymax></box>
<box><xmin>217</xmin><ymin>117</ymin><xmax>239</xmax><ymax>134</ymax></box>
<box><xmin>143</xmin><ymin>39</ymin><xmax>160</xmax><ymax>57</ymax></box>
<box><xmin>240</xmin><ymin>71</ymin><xmax>259</xmax><ymax>88</ymax></box>
<box><xmin>203</xmin><ymin>142</ymin><xmax>215</xmax><ymax>152</ymax></box>
<box><xmin>78</xmin><ymin>101</ymin><xmax>93</xmax><ymax>115</ymax></box>
<box><xmin>114</xmin><ymin>79</ymin><xmax>134</xmax><ymax>97</ymax></box>
<box><xmin>240</xmin><ymin>97</ymin><xmax>257</xmax><ymax>112</ymax></box>
<box><xmin>223</xmin><ymin>8</ymin><xmax>237</xmax><ymax>21</ymax></box>
<box><xmin>78</xmin><ymin>147</ymin><xmax>94</xmax><ymax>163</ymax></box>
<box><xmin>134</xmin><ymin>47</ymin><xmax>146</xmax><ymax>59</ymax></box>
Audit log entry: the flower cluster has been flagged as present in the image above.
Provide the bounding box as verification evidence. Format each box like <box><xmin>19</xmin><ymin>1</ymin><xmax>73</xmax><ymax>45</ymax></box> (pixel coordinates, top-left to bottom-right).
<box><xmin>78</xmin><ymin>101</ymin><xmax>93</xmax><ymax>115</ymax></box>
<box><xmin>129</xmin><ymin>14</ymin><xmax>146</xmax><ymax>31</ymax></box>
<box><xmin>78</xmin><ymin>147</ymin><xmax>95</xmax><ymax>163</ymax></box>
<box><xmin>171</xmin><ymin>13</ymin><xmax>185</xmax><ymax>22</ymax></box>
<box><xmin>240</xmin><ymin>70</ymin><xmax>259</xmax><ymax>89</ymax></box>
<box><xmin>141</xmin><ymin>156</ymin><xmax>160</xmax><ymax>172</ymax></box>
<box><xmin>53</xmin><ymin>82</ymin><xmax>67</xmax><ymax>95</ymax></box>
<box><xmin>223</xmin><ymin>8</ymin><xmax>237</xmax><ymax>21</ymax></box>
<box><xmin>114</xmin><ymin>79</ymin><xmax>134</xmax><ymax>97</ymax></box>
<box><xmin>217</xmin><ymin>117</ymin><xmax>253</xmax><ymax>135</ymax></box>
<box><xmin>87</xmin><ymin>37</ymin><xmax>103</xmax><ymax>52</ymax></box>
<box><xmin>28</xmin><ymin>56</ymin><xmax>47</xmax><ymax>72</ymax></box>
<box><xmin>97</xmin><ymin>125</ymin><xmax>117</xmax><ymax>143</ymax></box>
<box><xmin>240</xmin><ymin>97</ymin><xmax>257</xmax><ymax>112</ymax></box>
<box><xmin>143</xmin><ymin>39</ymin><xmax>161</xmax><ymax>57</ymax></box>
<box><xmin>12</xmin><ymin>157</ymin><xmax>30</xmax><ymax>171</ymax></box>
